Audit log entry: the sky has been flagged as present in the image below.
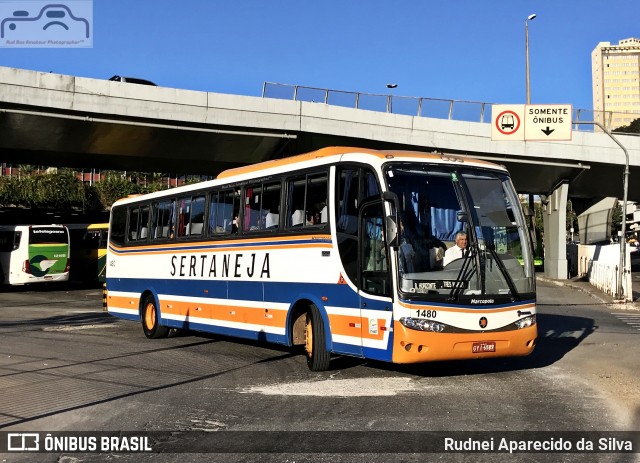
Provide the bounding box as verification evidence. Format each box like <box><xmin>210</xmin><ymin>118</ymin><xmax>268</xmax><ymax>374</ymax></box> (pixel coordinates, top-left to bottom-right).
<box><xmin>0</xmin><ymin>0</ymin><xmax>638</xmax><ymax>112</ymax></box>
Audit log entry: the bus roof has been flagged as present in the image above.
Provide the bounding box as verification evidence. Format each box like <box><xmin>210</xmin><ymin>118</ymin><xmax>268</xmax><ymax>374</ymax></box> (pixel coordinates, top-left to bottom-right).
<box><xmin>216</xmin><ymin>146</ymin><xmax>503</xmax><ymax>180</ymax></box>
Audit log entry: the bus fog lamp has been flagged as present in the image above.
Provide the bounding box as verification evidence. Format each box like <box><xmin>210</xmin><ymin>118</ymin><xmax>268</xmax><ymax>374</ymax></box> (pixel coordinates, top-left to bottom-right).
<box><xmin>399</xmin><ymin>317</ymin><xmax>445</xmax><ymax>333</ymax></box>
<box><xmin>515</xmin><ymin>315</ymin><xmax>536</xmax><ymax>329</ymax></box>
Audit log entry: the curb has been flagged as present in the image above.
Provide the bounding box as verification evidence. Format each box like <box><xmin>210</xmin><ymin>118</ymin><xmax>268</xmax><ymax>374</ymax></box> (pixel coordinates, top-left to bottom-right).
<box><xmin>535</xmin><ymin>275</ymin><xmax>640</xmax><ymax>310</ymax></box>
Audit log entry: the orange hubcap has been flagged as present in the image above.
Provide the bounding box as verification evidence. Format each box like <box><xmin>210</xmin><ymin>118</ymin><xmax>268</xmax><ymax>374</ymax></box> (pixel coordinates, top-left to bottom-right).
<box><xmin>304</xmin><ymin>317</ymin><xmax>313</xmax><ymax>357</ymax></box>
<box><xmin>145</xmin><ymin>303</ymin><xmax>155</xmax><ymax>330</ymax></box>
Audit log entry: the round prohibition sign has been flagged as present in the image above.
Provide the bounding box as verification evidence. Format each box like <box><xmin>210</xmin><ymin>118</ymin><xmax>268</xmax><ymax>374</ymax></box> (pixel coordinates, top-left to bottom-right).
<box><xmin>495</xmin><ymin>110</ymin><xmax>521</xmax><ymax>136</ymax></box>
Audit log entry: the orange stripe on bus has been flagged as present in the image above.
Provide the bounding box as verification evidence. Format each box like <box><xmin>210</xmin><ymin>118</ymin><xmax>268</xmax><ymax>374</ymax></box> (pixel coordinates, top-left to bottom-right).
<box><xmin>107</xmin><ymin>294</ymin><xmax>140</xmax><ymax>311</ymax></box>
<box><xmin>109</xmin><ymin>235</ymin><xmax>333</xmax><ymax>253</ymax></box>
<box><xmin>216</xmin><ymin>147</ymin><xmax>380</xmax><ymax>179</ymax></box>
<box><xmin>160</xmin><ymin>299</ymin><xmax>287</xmax><ymax>327</ymax></box>
<box><xmin>328</xmin><ymin>314</ymin><xmax>387</xmax><ymax>340</ymax></box>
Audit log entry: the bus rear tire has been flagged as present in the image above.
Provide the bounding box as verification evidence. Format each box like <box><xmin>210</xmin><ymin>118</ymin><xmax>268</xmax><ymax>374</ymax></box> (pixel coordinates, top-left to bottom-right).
<box><xmin>305</xmin><ymin>304</ymin><xmax>331</xmax><ymax>371</ymax></box>
<box><xmin>141</xmin><ymin>295</ymin><xmax>169</xmax><ymax>339</ymax></box>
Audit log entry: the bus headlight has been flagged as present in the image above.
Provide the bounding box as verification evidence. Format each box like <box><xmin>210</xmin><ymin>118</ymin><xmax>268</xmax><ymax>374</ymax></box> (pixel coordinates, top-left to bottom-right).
<box><xmin>515</xmin><ymin>315</ymin><xmax>536</xmax><ymax>329</ymax></box>
<box><xmin>399</xmin><ymin>317</ymin><xmax>445</xmax><ymax>333</ymax></box>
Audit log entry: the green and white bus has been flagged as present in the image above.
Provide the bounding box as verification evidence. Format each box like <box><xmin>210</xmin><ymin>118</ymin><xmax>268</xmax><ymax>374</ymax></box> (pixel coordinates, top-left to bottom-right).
<box><xmin>0</xmin><ymin>224</ymin><xmax>70</xmax><ymax>285</ymax></box>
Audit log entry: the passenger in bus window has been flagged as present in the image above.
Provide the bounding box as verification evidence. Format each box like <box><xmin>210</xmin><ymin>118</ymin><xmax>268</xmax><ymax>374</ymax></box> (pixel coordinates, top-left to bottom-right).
<box><xmin>443</xmin><ymin>231</ymin><xmax>468</xmax><ymax>266</ymax></box>
<box><xmin>306</xmin><ymin>210</ymin><xmax>320</xmax><ymax>226</ymax></box>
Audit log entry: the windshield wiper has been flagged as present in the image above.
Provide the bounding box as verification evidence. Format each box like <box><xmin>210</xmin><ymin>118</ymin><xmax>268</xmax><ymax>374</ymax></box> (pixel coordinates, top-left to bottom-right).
<box><xmin>448</xmin><ymin>246</ymin><xmax>478</xmax><ymax>301</ymax></box>
<box><xmin>485</xmin><ymin>245</ymin><xmax>521</xmax><ymax>301</ymax></box>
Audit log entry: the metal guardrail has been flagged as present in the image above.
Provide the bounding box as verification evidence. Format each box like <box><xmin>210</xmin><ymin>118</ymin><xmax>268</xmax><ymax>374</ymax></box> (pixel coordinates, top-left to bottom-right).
<box><xmin>262</xmin><ymin>82</ymin><xmax>640</xmax><ymax>133</ymax></box>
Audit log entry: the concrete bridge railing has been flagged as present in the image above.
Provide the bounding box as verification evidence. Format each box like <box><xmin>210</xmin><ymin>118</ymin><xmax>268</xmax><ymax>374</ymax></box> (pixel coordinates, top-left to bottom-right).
<box><xmin>262</xmin><ymin>82</ymin><xmax>640</xmax><ymax>133</ymax></box>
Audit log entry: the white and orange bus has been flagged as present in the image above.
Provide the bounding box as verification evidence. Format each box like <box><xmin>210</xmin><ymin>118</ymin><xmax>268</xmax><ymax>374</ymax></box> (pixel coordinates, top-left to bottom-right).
<box><xmin>105</xmin><ymin>147</ymin><xmax>537</xmax><ymax>371</ymax></box>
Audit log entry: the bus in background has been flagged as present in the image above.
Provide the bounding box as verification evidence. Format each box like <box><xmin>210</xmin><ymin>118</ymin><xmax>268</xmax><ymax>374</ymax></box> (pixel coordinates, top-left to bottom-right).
<box><xmin>105</xmin><ymin>147</ymin><xmax>537</xmax><ymax>371</ymax></box>
<box><xmin>0</xmin><ymin>224</ymin><xmax>70</xmax><ymax>285</ymax></box>
<box><xmin>69</xmin><ymin>223</ymin><xmax>109</xmax><ymax>284</ymax></box>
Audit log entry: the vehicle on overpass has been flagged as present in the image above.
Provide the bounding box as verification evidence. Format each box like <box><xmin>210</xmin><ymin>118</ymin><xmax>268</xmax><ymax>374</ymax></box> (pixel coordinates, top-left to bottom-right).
<box><xmin>108</xmin><ymin>75</ymin><xmax>157</xmax><ymax>86</ymax></box>
<box><xmin>0</xmin><ymin>224</ymin><xmax>70</xmax><ymax>285</ymax></box>
<box><xmin>68</xmin><ymin>223</ymin><xmax>108</xmax><ymax>284</ymax></box>
<box><xmin>105</xmin><ymin>147</ymin><xmax>537</xmax><ymax>371</ymax></box>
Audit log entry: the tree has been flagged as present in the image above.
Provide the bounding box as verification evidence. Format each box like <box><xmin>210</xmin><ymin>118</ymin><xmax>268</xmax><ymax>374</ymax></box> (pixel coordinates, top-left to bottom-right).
<box><xmin>613</xmin><ymin>117</ymin><xmax>640</xmax><ymax>134</ymax></box>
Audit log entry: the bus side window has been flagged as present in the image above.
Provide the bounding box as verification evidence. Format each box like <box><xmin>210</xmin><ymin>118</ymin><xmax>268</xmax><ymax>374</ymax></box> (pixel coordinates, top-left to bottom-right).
<box><xmin>262</xmin><ymin>181</ymin><xmax>281</xmax><ymax>230</ymax></box>
<box><xmin>177</xmin><ymin>198</ymin><xmax>189</xmax><ymax>237</ymax></box>
<box><xmin>307</xmin><ymin>173</ymin><xmax>327</xmax><ymax>225</ymax></box>
<box><xmin>110</xmin><ymin>207</ymin><xmax>126</xmax><ymax>245</ymax></box>
<box><xmin>128</xmin><ymin>207</ymin><xmax>140</xmax><ymax>241</ymax></box>
<box><xmin>152</xmin><ymin>199</ymin><xmax>174</xmax><ymax>240</ymax></box>
<box><xmin>210</xmin><ymin>189</ymin><xmax>239</xmax><ymax>235</ymax></box>
<box><xmin>244</xmin><ymin>184</ymin><xmax>263</xmax><ymax>231</ymax></box>
<box><xmin>139</xmin><ymin>205</ymin><xmax>149</xmax><ymax>241</ymax></box>
<box><xmin>189</xmin><ymin>195</ymin><xmax>205</xmax><ymax>236</ymax></box>
<box><xmin>287</xmin><ymin>172</ymin><xmax>327</xmax><ymax>228</ymax></box>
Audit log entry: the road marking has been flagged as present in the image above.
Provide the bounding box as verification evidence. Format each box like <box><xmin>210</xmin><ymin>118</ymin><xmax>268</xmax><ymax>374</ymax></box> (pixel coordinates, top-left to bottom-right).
<box><xmin>611</xmin><ymin>313</ymin><xmax>640</xmax><ymax>330</ymax></box>
<box><xmin>240</xmin><ymin>377</ymin><xmax>423</xmax><ymax>397</ymax></box>
<box><xmin>43</xmin><ymin>324</ymin><xmax>119</xmax><ymax>331</ymax></box>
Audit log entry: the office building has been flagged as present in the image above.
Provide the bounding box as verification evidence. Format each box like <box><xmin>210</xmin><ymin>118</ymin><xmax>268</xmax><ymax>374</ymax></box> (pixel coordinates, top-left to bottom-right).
<box><xmin>592</xmin><ymin>37</ymin><xmax>640</xmax><ymax>130</ymax></box>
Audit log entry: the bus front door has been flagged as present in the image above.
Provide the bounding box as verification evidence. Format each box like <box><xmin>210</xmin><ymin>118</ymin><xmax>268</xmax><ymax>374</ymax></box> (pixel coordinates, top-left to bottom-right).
<box><xmin>359</xmin><ymin>201</ymin><xmax>394</xmax><ymax>362</ymax></box>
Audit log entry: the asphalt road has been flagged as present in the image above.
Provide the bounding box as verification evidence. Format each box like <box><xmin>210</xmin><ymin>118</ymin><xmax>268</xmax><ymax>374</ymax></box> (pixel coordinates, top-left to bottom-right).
<box><xmin>0</xmin><ymin>280</ymin><xmax>638</xmax><ymax>463</ymax></box>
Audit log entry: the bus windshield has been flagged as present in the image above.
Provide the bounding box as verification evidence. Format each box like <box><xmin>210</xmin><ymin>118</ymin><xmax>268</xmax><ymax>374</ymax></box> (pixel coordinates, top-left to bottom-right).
<box><xmin>29</xmin><ymin>227</ymin><xmax>69</xmax><ymax>244</ymax></box>
<box><xmin>384</xmin><ymin>164</ymin><xmax>535</xmax><ymax>301</ymax></box>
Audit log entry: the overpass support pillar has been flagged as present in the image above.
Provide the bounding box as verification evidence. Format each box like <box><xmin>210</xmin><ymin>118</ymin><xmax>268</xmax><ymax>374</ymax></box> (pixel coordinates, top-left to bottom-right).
<box><xmin>542</xmin><ymin>182</ymin><xmax>569</xmax><ymax>279</ymax></box>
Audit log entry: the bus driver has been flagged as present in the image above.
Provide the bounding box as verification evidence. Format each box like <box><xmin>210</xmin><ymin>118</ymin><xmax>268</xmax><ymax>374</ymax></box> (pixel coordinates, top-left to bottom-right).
<box><xmin>443</xmin><ymin>231</ymin><xmax>468</xmax><ymax>266</ymax></box>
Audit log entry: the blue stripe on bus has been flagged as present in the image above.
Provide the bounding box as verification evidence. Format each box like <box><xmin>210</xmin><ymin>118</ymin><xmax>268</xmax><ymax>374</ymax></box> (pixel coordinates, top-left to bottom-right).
<box><xmin>331</xmin><ymin>342</ymin><xmax>363</xmax><ymax>358</ymax></box>
<box><xmin>106</xmin><ymin>278</ymin><xmax>367</xmax><ymax>309</ymax></box>
<box><xmin>163</xmin><ymin>317</ymin><xmax>289</xmax><ymax>345</ymax></box>
<box><xmin>107</xmin><ymin>277</ymin><xmax>532</xmax><ymax>312</ymax></box>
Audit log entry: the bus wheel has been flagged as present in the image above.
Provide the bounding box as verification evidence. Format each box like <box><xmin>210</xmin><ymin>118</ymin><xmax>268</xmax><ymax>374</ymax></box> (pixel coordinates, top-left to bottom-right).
<box><xmin>141</xmin><ymin>295</ymin><xmax>169</xmax><ymax>339</ymax></box>
<box><xmin>304</xmin><ymin>305</ymin><xmax>331</xmax><ymax>371</ymax></box>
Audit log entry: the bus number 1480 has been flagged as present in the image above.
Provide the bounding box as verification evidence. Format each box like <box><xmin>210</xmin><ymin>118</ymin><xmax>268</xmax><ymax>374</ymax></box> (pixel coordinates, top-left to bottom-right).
<box><xmin>416</xmin><ymin>310</ymin><xmax>436</xmax><ymax>318</ymax></box>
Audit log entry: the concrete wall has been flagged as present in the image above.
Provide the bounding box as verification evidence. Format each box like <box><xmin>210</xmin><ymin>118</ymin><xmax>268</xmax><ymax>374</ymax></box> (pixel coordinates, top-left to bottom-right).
<box><xmin>578</xmin><ymin>244</ymin><xmax>632</xmax><ymax>301</ymax></box>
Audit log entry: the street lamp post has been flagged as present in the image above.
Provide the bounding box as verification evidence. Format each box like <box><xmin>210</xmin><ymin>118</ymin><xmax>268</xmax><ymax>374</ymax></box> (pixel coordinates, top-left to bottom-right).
<box><xmin>525</xmin><ymin>13</ymin><xmax>536</xmax><ymax>104</ymax></box>
<box><xmin>386</xmin><ymin>83</ymin><xmax>397</xmax><ymax>113</ymax></box>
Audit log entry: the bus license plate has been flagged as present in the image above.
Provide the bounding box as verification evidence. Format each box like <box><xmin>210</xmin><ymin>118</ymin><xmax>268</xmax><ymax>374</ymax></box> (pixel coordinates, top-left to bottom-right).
<box><xmin>472</xmin><ymin>341</ymin><xmax>496</xmax><ymax>353</ymax></box>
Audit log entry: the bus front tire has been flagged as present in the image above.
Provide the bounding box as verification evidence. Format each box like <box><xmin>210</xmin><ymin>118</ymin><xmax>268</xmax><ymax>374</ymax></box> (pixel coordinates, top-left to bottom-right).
<box><xmin>305</xmin><ymin>305</ymin><xmax>331</xmax><ymax>371</ymax></box>
<box><xmin>141</xmin><ymin>295</ymin><xmax>169</xmax><ymax>339</ymax></box>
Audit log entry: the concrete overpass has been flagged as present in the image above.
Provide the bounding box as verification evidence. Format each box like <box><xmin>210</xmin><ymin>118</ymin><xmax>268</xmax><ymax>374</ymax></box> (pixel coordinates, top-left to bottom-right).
<box><xmin>1</xmin><ymin>66</ymin><xmax>640</xmax><ymax>279</ymax></box>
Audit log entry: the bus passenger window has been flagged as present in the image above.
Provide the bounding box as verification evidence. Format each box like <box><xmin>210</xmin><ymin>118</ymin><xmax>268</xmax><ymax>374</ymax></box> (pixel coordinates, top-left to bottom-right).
<box><xmin>244</xmin><ymin>184</ymin><xmax>262</xmax><ymax>231</ymax></box>
<box><xmin>262</xmin><ymin>181</ymin><xmax>281</xmax><ymax>230</ymax></box>
<box><xmin>128</xmin><ymin>207</ymin><xmax>140</xmax><ymax>241</ymax></box>
<box><xmin>286</xmin><ymin>172</ymin><xmax>327</xmax><ymax>229</ymax></box>
<box><xmin>177</xmin><ymin>198</ymin><xmax>193</xmax><ymax>237</ymax></box>
<box><xmin>139</xmin><ymin>205</ymin><xmax>149</xmax><ymax>241</ymax></box>
<box><xmin>210</xmin><ymin>189</ymin><xmax>240</xmax><ymax>235</ymax></box>
<box><xmin>244</xmin><ymin>181</ymin><xmax>281</xmax><ymax>232</ymax></box>
<box><xmin>110</xmin><ymin>207</ymin><xmax>126</xmax><ymax>245</ymax></box>
<box><xmin>152</xmin><ymin>199</ymin><xmax>174</xmax><ymax>240</ymax></box>
<box><xmin>189</xmin><ymin>195</ymin><xmax>205</xmax><ymax>236</ymax></box>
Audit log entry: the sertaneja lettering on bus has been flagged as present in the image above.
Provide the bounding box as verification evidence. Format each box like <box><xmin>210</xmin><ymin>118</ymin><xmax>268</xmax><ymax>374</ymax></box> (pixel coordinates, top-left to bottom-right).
<box><xmin>169</xmin><ymin>253</ymin><xmax>271</xmax><ymax>279</ymax></box>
